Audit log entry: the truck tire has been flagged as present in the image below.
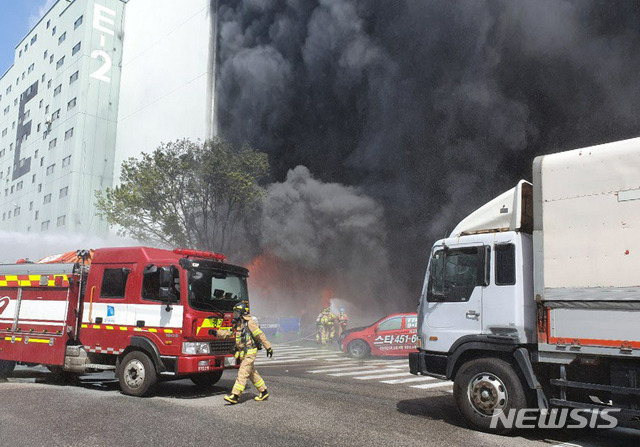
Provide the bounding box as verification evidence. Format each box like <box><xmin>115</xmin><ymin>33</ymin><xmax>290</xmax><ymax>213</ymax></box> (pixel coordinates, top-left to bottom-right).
<box><xmin>118</xmin><ymin>351</ymin><xmax>158</xmax><ymax>397</ymax></box>
<box><xmin>0</xmin><ymin>360</ymin><xmax>16</xmax><ymax>377</ymax></box>
<box><xmin>190</xmin><ymin>370</ymin><xmax>223</xmax><ymax>389</ymax></box>
<box><xmin>347</xmin><ymin>339</ymin><xmax>370</xmax><ymax>359</ymax></box>
<box><xmin>453</xmin><ymin>357</ymin><xmax>527</xmax><ymax>434</ymax></box>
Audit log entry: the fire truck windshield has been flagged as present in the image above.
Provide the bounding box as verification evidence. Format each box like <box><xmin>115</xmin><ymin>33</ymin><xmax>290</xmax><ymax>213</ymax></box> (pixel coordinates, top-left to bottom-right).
<box><xmin>188</xmin><ymin>269</ymin><xmax>248</xmax><ymax>312</ymax></box>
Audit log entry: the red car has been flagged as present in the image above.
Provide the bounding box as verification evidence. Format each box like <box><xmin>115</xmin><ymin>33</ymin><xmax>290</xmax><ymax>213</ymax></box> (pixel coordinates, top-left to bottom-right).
<box><xmin>339</xmin><ymin>313</ymin><xmax>418</xmax><ymax>359</ymax></box>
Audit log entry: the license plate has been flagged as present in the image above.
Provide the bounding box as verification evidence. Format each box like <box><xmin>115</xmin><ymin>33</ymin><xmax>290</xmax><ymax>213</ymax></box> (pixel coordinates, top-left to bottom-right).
<box><xmin>224</xmin><ymin>357</ymin><xmax>235</xmax><ymax>367</ymax></box>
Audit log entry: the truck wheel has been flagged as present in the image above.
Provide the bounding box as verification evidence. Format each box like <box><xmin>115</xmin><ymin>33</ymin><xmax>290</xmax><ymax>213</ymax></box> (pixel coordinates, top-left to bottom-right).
<box><xmin>0</xmin><ymin>360</ymin><xmax>16</xmax><ymax>377</ymax></box>
<box><xmin>190</xmin><ymin>370</ymin><xmax>223</xmax><ymax>389</ymax></box>
<box><xmin>118</xmin><ymin>351</ymin><xmax>158</xmax><ymax>397</ymax></box>
<box><xmin>453</xmin><ymin>357</ymin><xmax>527</xmax><ymax>434</ymax></box>
<box><xmin>347</xmin><ymin>339</ymin><xmax>370</xmax><ymax>359</ymax></box>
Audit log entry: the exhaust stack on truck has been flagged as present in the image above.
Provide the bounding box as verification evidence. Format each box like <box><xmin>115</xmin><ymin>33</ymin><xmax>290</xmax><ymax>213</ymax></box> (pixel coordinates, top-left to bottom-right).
<box><xmin>410</xmin><ymin>137</ymin><xmax>640</xmax><ymax>432</ymax></box>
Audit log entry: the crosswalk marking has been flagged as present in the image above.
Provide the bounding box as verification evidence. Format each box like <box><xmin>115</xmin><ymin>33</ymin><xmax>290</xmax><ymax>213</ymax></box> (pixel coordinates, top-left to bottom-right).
<box><xmin>356</xmin><ymin>372</ymin><xmax>413</xmax><ymax>380</ymax></box>
<box><xmin>328</xmin><ymin>367</ymin><xmax>405</xmax><ymax>377</ymax></box>
<box><xmin>307</xmin><ymin>364</ymin><xmax>385</xmax><ymax>373</ymax></box>
<box><xmin>410</xmin><ymin>380</ymin><xmax>454</xmax><ymax>389</ymax></box>
<box><xmin>380</xmin><ymin>376</ymin><xmax>437</xmax><ymax>384</ymax></box>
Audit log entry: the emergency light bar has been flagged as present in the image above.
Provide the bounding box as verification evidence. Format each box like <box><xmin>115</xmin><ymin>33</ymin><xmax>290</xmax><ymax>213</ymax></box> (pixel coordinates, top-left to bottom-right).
<box><xmin>173</xmin><ymin>248</ymin><xmax>227</xmax><ymax>262</ymax></box>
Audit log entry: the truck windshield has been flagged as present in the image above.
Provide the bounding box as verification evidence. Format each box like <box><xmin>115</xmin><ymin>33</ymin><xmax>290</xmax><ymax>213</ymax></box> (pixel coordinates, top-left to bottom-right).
<box><xmin>427</xmin><ymin>247</ymin><xmax>483</xmax><ymax>302</ymax></box>
<box><xmin>188</xmin><ymin>269</ymin><xmax>248</xmax><ymax>312</ymax></box>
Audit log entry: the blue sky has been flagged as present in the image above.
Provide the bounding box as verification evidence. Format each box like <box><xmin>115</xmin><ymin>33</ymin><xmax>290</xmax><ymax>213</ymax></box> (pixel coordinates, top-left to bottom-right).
<box><xmin>0</xmin><ymin>0</ymin><xmax>56</xmax><ymax>75</ymax></box>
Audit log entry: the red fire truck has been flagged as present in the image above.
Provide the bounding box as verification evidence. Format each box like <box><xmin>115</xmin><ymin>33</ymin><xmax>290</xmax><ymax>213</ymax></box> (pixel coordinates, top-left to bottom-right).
<box><xmin>0</xmin><ymin>246</ymin><xmax>248</xmax><ymax>396</ymax></box>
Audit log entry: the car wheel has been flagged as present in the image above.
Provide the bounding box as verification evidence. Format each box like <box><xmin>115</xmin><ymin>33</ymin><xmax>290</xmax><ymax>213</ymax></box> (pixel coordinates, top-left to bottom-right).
<box><xmin>190</xmin><ymin>370</ymin><xmax>223</xmax><ymax>389</ymax></box>
<box><xmin>347</xmin><ymin>339</ymin><xmax>370</xmax><ymax>359</ymax></box>
<box><xmin>453</xmin><ymin>357</ymin><xmax>528</xmax><ymax>434</ymax></box>
<box><xmin>0</xmin><ymin>359</ymin><xmax>16</xmax><ymax>378</ymax></box>
<box><xmin>118</xmin><ymin>351</ymin><xmax>158</xmax><ymax>397</ymax></box>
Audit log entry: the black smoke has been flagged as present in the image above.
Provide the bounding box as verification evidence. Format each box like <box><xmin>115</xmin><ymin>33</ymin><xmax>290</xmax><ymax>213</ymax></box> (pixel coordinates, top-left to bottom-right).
<box><xmin>216</xmin><ymin>0</ymin><xmax>640</xmax><ymax>310</ymax></box>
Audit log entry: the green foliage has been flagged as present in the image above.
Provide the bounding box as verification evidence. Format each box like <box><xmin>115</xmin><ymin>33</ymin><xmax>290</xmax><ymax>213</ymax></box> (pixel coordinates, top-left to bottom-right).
<box><xmin>96</xmin><ymin>138</ymin><xmax>269</xmax><ymax>251</ymax></box>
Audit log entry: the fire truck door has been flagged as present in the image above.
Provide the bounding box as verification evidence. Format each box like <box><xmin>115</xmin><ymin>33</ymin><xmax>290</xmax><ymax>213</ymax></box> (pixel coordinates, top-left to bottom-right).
<box><xmin>82</xmin><ymin>264</ymin><xmax>135</xmax><ymax>327</ymax></box>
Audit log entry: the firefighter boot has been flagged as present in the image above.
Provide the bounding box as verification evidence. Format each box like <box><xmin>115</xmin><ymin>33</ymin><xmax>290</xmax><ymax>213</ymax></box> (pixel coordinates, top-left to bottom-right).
<box><xmin>224</xmin><ymin>394</ymin><xmax>239</xmax><ymax>404</ymax></box>
<box><xmin>255</xmin><ymin>389</ymin><xmax>269</xmax><ymax>401</ymax></box>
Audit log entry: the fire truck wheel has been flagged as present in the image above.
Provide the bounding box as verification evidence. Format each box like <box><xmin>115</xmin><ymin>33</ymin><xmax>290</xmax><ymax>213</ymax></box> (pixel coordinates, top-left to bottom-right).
<box><xmin>118</xmin><ymin>351</ymin><xmax>158</xmax><ymax>397</ymax></box>
<box><xmin>347</xmin><ymin>339</ymin><xmax>370</xmax><ymax>359</ymax></box>
<box><xmin>453</xmin><ymin>357</ymin><xmax>527</xmax><ymax>434</ymax></box>
<box><xmin>0</xmin><ymin>360</ymin><xmax>16</xmax><ymax>377</ymax></box>
<box><xmin>190</xmin><ymin>370</ymin><xmax>223</xmax><ymax>389</ymax></box>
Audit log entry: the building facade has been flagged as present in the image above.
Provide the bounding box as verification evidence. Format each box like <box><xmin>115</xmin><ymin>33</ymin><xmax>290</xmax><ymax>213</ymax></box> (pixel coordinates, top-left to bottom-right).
<box><xmin>0</xmin><ymin>0</ymin><xmax>216</xmax><ymax>236</ymax></box>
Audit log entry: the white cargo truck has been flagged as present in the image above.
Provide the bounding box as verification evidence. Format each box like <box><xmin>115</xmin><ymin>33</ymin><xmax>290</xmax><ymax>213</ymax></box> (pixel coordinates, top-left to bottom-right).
<box><xmin>410</xmin><ymin>137</ymin><xmax>640</xmax><ymax>432</ymax></box>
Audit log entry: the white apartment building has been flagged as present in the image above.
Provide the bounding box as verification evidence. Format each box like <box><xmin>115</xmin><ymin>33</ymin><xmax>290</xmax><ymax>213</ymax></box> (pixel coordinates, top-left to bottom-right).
<box><xmin>0</xmin><ymin>0</ymin><xmax>216</xmax><ymax>236</ymax></box>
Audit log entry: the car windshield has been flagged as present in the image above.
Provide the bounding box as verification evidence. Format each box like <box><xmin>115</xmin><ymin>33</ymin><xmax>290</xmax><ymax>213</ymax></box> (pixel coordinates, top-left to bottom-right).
<box><xmin>188</xmin><ymin>269</ymin><xmax>248</xmax><ymax>312</ymax></box>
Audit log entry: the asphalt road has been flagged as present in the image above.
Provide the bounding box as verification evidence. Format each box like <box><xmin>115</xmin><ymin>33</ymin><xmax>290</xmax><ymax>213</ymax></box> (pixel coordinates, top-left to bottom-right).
<box><xmin>2</xmin><ymin>343</ymin><xmax>640</xmax><ymax>447</ymax></box>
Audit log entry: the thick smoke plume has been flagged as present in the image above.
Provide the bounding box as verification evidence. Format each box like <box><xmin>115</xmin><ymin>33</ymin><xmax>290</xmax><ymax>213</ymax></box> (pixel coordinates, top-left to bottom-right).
<box><xmin>217</xmin><ymin>0</ymin><xmax>640</xmax><ymax>312</ymax></box>
<box><xmin>249</xmin><ymin>166</ymin><xmax>397</xmax><ymax>325</ymax></box>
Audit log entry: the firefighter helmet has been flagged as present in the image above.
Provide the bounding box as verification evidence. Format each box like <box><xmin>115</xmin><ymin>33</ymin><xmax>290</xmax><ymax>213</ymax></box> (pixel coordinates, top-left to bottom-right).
<box><xmin>233</xmin><ymin>301</ymin><xmax>250</xmax><ymax>316</ymax></box>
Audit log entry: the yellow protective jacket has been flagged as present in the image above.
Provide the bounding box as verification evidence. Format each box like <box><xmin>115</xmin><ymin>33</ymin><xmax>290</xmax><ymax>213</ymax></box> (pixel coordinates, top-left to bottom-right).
<box><xmin>220</xmin><ymin>315</ymin><xmax>271</xmax><ymax>353</ymax></box>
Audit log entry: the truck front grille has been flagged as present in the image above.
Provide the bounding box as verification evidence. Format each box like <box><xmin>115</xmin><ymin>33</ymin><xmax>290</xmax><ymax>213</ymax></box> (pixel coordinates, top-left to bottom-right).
<box><xmin>210</xmin><ymin>340</ymin><xmax>235</xmax><ymax>355</ymax></box>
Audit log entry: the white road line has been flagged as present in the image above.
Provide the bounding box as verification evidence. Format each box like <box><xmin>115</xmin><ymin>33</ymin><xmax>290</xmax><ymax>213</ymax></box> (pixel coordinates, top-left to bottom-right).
<box><xmin>381</xmin><ymin>376</ymin><xmax>438</xmax><ymax>384</ymax></box>
<box><xmin>307</xmin><ymin>361</ymin><xmax>404</xmax><ymax>373</ymax></box>
<box><xmin>328</xmin><ymin>367</ymin><xmax>405</xmax><ymax>377</ymax></box>
<box><xmin>410</xmin><ymin>381</ymin><xmax>453</xmax><ymax>390</ymax></box>
<box><xmin>356</xmin><ymin>372</ymin><xmax>413</xmax><ymax>380</ymax></box>
<box><xmin>257</xmin><ymin>358</ymin><xmax>319</xmax><ymax>365</ymax></box>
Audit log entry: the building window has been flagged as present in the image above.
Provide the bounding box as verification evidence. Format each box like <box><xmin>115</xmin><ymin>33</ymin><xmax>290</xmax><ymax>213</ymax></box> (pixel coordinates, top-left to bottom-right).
<box><xmin>70</xmin><ymin>71</ymin><xmax>79</xmax><ymax>84</ymax></box>
<box><xmin>49</xmin><ymin>54</ymin><xmax>54</xmax><ymax>64</ymax></box>
<box><xmin>29</xmin><ymin>201</ymin><xmax>33</xmax><ymax>210</ymax></box>
<box><xmin>57</xmin><ymin>215</ymin><xmax>66</xmax><ymax>227</ymax></box>
<box><xmin>47</xmin><ymin>79</ymin><xmax>51</xmax><ymax>89</ymax></box>
<box><xmin>46</xmin><ymin>164</ymin><xmax>55</xmax><ymax>175</ymax></box>
<box><xmin>53</xmin><ymin>84</ymin><xmax>62</xmax><ymax>96</ymax></box>
<box><xmin>1</xmin><ymin>128</ymin><xmax>6</xmax><ymax>137</ymax></box>
<box><xmin>62</xmin><ymin>155</ymin><xmax>71</xmax><ymax>167</ymax></box>
<box><xmin>40</xmin><ymin>158</ymin><xmax>44</xmax><ymax>167</ymax></box>
<box><xmin>52</xmin><ymin>26</ymin><xmax>56</xmax><ymax>36</ymax></box>
<box><xmin>56</xmin><ymin>56</ymin><xmax>65</xmax><ymax>69</ymax></box>
<box><xmin>72</xmin><ymin>42</ymin><xmax>81</xmax><ymax>56</ymax></box>
<box><xmin>6</xmin><ymin>85</ymin><xmax>11</xmax><ymax>94</ymax></box>
<box><xmin>52</xmin><ymin>109</ymin><xmax>60</xmax><ymax>121</ymax></box>
<box><xmin>45</xmin><ymin>105</ymin><xmax>49</xmax><ymax>114</ymax></box>
<box><xmin>31</xmin><ymin>34</ymin><xmax>37</xmax><ymax>45</ymax></box>
<box><xmin>41</xmin><ymin>74</ymin><xmax>45</xmax><ymax>83</ymax></box>
<box><xmin>32</xmin><ymin>174</ymin><xmax>35</xmax><ymax>183</ymax></box>
<box><xmin>46</xmin><ymin>20</ymin><xmax>50</xmax><ymax>29</ymax></box>
<box><xmin>3</xmin><ymin>107</ymin><xmax>8</xmax><ymax>116</ymax></box>
<box><xmin>35</xmin><ymin>210</ymin><xmax>39</xmax><ymax>220</ymax></box>
<box><xmin>0</xmin><ymin>149</ymin><xmax>4</xmax><ymax>157</ymax></box>
<box><xmin>67</xmin><ymin>98</ymin><xmax>76</xmax><ymax>110</ymax></box>
<box><xmin>14</xmin><ymin>207</ymin><xmax>20</xmax><ymax>216</ymax></box>
<box><xmin>16</xmin><ymin>181</ymin><xmax>22</xmax><ymax>191</ymax></box>
<box><xmin>41</xmin><ymin>220</ymin><xmax>49</xmax><ymax>231</ymax></box>
<box><xmin>43</xmin><ymin>50</ymin><xmax>48</xmax><ymax>60</ymax></box>
<box><xmin>74</xmin><ymin>16</ymin><xmax>83</xmax><ymax>29</ymax></box>
<box><xmin>58</xmin><ymin>32</ymin><xmax>66</xmax><ymax>45</ymax></box>
<box><xmin>28</xmin><ymin>63</ymin><xmax>35</xmax><ymax>73</ymax></box>
<box><xmin>64</xmin><ymin>128</ymin><xmax>74</xmax><ymax>140</ymax></box>
<box><xmin>44</xmin><ymin>193</ymin><xmax>52</xmax><ymax>204</ymax></box>
<box><xmin>59</xmin><ymin>186</ymin><xmax>68</xmax><ymax>198</ymax></box>
<box><xmin>49</xmin><ymin>138</ymin><xmax>57</xmax><ymax>149</ymax></box>
<box><xmin>39</xmin><ymin>99</ymin><xmax>43</xmax><ymax>109</ymax></box>
<box><xmin>37</xmin><ymin>183</ymin><xmax>42</xmax><ymax>192</ymax></box>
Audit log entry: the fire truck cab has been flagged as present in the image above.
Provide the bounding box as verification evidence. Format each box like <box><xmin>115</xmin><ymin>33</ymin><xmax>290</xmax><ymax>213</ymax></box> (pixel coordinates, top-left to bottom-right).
<box><xmin>0</xmin><ymin>247</ymin><xmax>247</xmax><ymax>396</ymax></box>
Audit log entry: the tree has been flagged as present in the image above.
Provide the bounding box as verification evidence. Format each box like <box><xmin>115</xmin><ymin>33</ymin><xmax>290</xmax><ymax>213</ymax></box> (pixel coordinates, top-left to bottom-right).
<box><xmin>96</xmin><ymin>138</ymin><xmax>269</xmax><ymax>252</ymax></box>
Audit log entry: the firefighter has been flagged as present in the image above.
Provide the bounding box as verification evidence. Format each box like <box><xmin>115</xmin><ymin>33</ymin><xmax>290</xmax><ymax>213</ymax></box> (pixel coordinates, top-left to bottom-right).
<box><xmin>315</xmin><ymin>310</ymin><xmax>324</xmax><ymax>344</ymax></box>
<box><xmin>320</xmin><ymin>307</ymin><xmax>337</xmax><ymax>345</ymax></box>
<box><xmin>337</xmin><ymin>307</ymin><xmax>349</xmax><ymax>338</ymax></box>
<box><xmin>221</xmin><ymin>301</ymin><xmax>273</xmax><ymax>404</ymax></box>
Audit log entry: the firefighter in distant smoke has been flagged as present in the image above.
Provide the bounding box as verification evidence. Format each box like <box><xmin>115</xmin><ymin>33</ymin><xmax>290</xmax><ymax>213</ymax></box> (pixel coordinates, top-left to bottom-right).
<box><xmin>319</xmin><ymin>307</ymin><xmax>337</xmax><ymax>345</ymax></box>
<box><xmin>337</xmin><ymin>307</ymin><xmax>349</xmax><ymax>338</ymax></box>
<box><xmin>220</xmin><ymin>301</ymin><xmax>273</xmax><ymax>404</ymax></box>
<box><xmin>315</xmin><ymin>310</ymin><xmax>324</xmax><ymax>344</ymax></box>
